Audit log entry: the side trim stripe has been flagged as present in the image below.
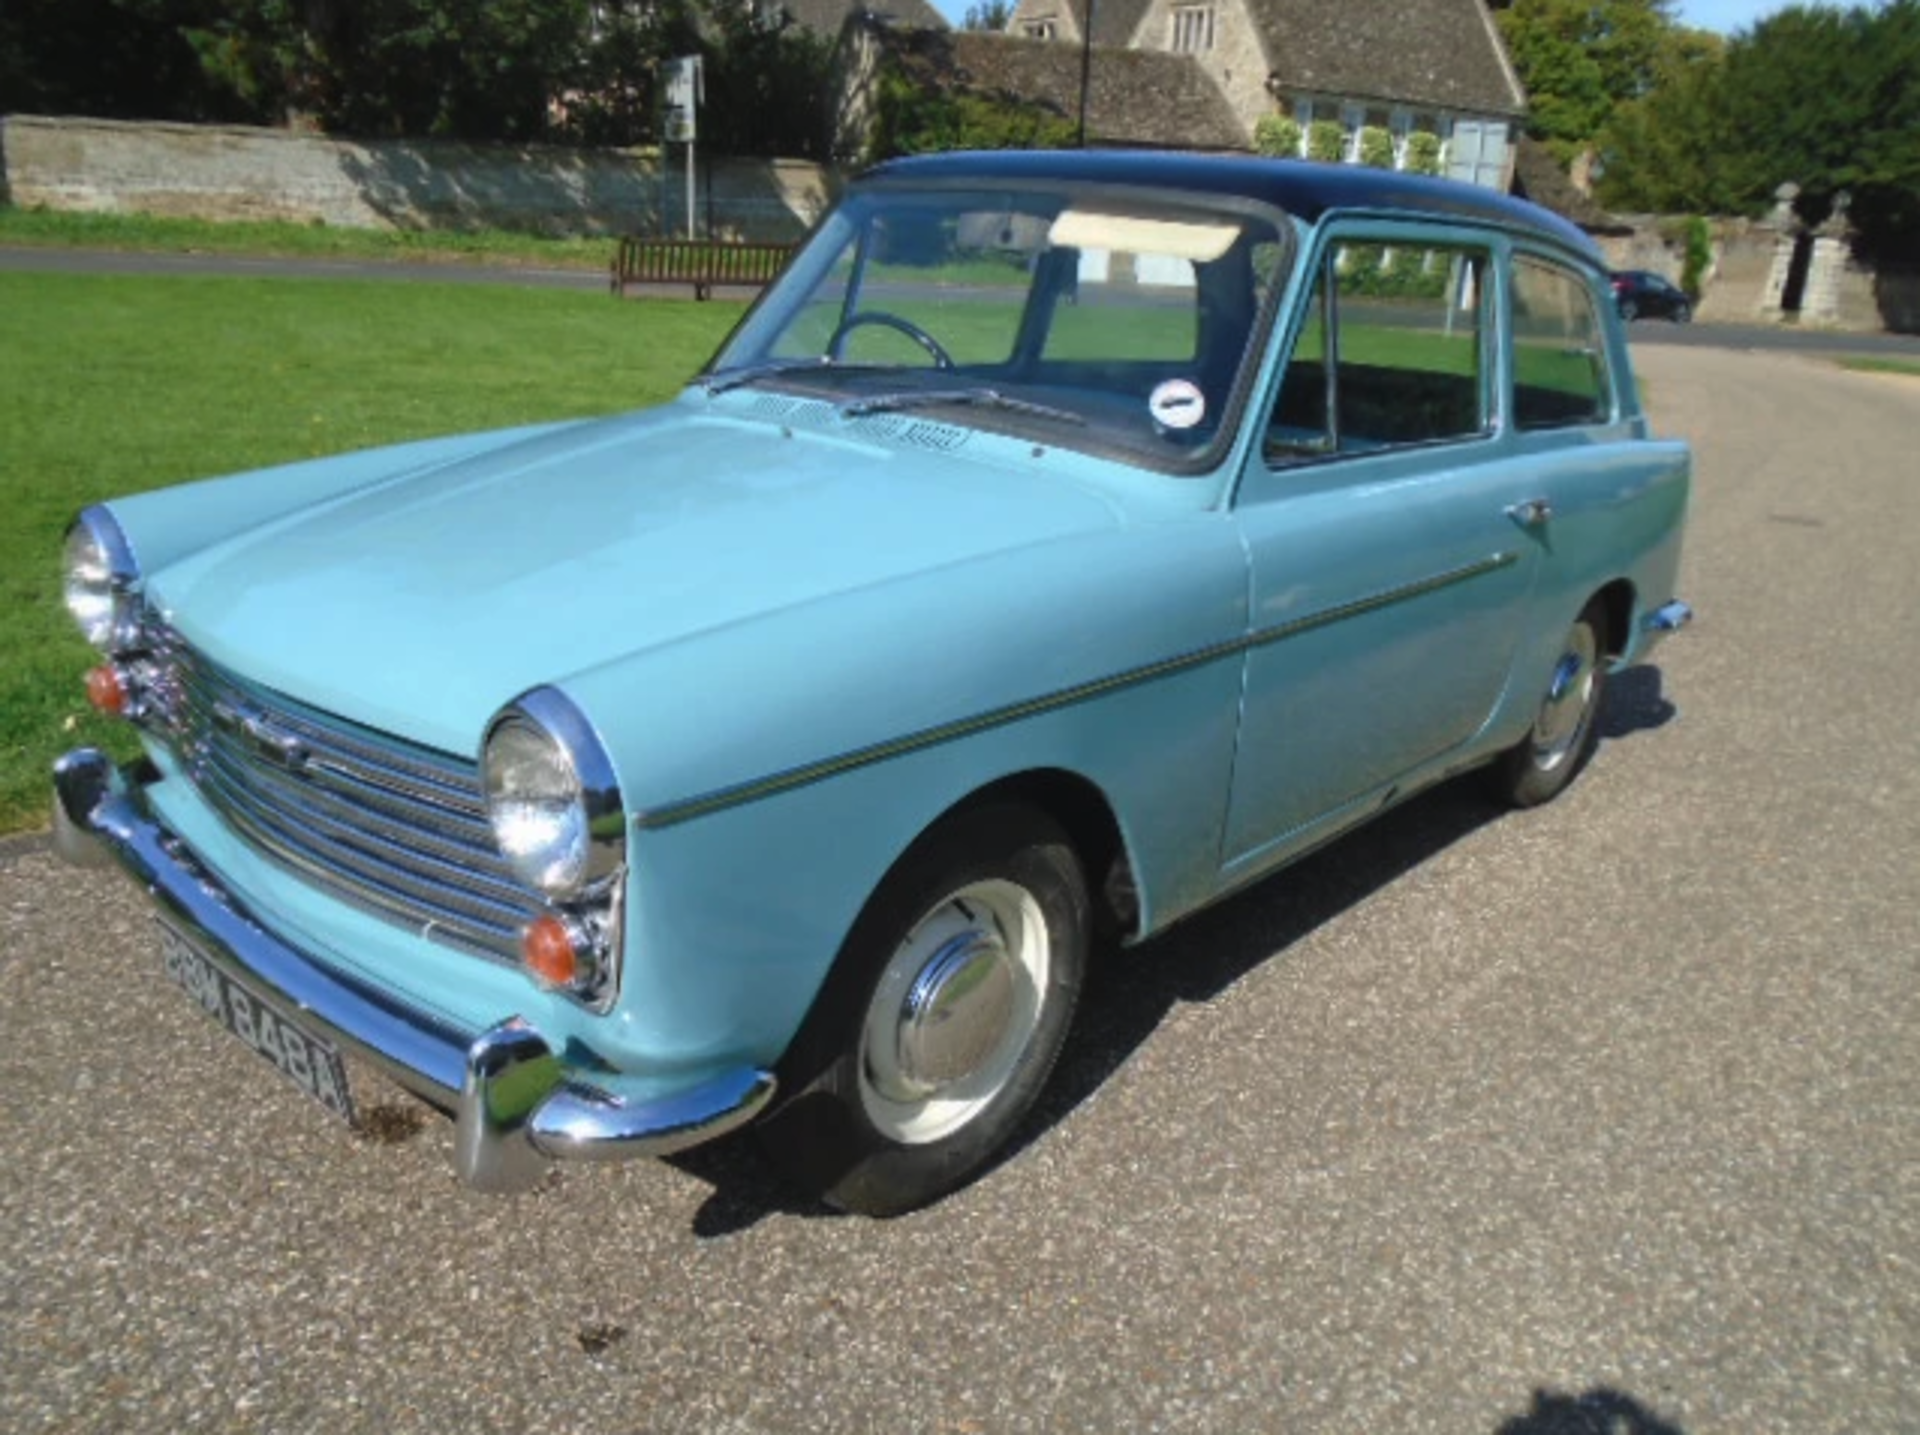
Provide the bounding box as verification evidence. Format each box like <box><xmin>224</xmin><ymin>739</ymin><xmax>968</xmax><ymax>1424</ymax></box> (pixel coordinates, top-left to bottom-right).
<box><xmin>633</xmin><ymin>551</ymin><xmax>1519</xmax><ymax>830</ymax></box>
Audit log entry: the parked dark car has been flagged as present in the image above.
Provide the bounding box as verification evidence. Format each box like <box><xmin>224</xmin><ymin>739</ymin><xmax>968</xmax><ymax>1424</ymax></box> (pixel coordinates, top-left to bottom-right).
<box><xmin>1611</xmin><ymin>270</ymin><xmax>1692</xmax><ymax>322</ymax></box>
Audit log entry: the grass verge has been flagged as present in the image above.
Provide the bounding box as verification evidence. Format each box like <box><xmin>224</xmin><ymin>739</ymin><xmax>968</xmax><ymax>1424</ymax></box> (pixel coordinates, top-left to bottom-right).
<box><xmin>0</xmin><ymin>270</ymin><xmax>743</xmax><ymax>833</ymax></box>
<box><xmin>0</xmin><ymin>206</ymin><xmax>620</xmax><ymax>271</ymax></box>
<box><xmin>1838</xmin><ymin>356</ymin><xmax>1920</xmax><ymax>379</ymax></box>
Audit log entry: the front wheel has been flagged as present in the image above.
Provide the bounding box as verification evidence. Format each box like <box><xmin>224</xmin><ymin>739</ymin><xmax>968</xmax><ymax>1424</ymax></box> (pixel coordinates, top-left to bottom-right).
<box><xmin>1491</xmin><ymin>598</ymin><xmax>1609</xmax><ymax>808</ymax></box>
<box><xmin>757</xmin><ymin>803</ymin><xmax>1089</xmax><ymax>1215</ymax></box>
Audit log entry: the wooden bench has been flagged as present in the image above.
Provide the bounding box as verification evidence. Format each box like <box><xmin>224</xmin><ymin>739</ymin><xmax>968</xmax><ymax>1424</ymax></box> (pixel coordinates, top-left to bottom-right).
<box><xmin>611</xmin><ymin>238</ymin><xmax>796</xmax><ymax>301</ymax></box>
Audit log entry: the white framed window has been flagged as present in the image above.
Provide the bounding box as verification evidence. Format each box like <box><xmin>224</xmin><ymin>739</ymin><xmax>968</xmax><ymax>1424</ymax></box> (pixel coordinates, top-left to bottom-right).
<box><xmin>1170</xmin><ymin>5</ymin><xmax>1215</xmax><ymax>53</ymax></box>
<box><xmin>1390</xmin><ymin>108</ymin><xmax>1412</xmax><ymax>168</ymax></box>
<box><xmin>1340</xmin><ymin>103</ymin><xmax>1365</xmax><ymax>163</ymax></box>
<box><xmin>1446</xmin><ymin>119</ymin><xmax>1510</xmax><ymax>190</ymax></box>
<box><xmin>1022</xmin><ymin>18</ymin><xmax>1056</xmax><ymax>39</ymax></box>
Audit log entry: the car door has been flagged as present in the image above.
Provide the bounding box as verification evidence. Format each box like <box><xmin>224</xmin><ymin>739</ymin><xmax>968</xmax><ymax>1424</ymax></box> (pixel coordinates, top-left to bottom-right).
<box><xmin>1221</xmin><ymin>226</ymin><xmax>1541</xmax><ymax>870</ymax></box>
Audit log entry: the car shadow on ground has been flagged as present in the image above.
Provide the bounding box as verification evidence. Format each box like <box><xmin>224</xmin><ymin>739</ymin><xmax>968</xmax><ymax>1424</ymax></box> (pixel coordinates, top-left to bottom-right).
<box><xmin>1495</xmin><ymin>1385</ymin><xmax>1687</xmax><ymax>1434</ymax></box>
<box><xmin>671</xmin><ymin>667</ymin><xmax>1678</xmax><ymax>1235</ymax></box>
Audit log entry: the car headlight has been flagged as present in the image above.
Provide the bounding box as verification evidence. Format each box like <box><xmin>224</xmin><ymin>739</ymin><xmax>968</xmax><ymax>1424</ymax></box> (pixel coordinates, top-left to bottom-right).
<box><xmin>64</xmin><ymin>506</ymin><xmax>142</xmax><ymax>652</ymax></box>
<box><xmin>481</xmin><ymin>687</ymin><xmax>625</xmax><ymax>901</ymax></box>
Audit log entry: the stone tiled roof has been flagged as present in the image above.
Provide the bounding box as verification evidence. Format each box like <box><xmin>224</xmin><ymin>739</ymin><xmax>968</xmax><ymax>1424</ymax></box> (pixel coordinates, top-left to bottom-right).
<box><xmin>1004</xmin><ymin>0</ymin><xmax>1179</xmax><ymax>48</ymax></box>
<box><xmin>1250</xmin><ymin>0</ymin><xmax>1525</xmax><ymax>116</ymax></box>
<box><xmin>1010</xmin><ymin>0</ymin><xmax>1524</xmax><ymax>117</ymax></box>
<box><xmin>1090</xmin><ymin>0</ymin><xmax>1157</xmax><ymax>46</ymax></box>
<box><xmin>780</xmin><ymin>0</ymin><xmax>949</xmax><ymax>36</ymax></box>
<box><xmin>888</xmin><ymin>31</ymin><xmax>1247</xmax><ymax>150</ymax></box>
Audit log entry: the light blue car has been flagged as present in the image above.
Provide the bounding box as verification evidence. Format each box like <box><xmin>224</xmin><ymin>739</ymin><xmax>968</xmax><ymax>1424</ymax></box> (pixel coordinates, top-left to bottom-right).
<box><xmin>53</xmin><ymin>151</ymin><xmax>1691</xmax><ymax>1215</ymax></box>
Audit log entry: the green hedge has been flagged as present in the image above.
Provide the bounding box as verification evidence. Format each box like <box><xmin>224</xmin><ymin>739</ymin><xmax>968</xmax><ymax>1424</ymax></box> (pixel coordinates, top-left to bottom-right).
<box><xmin>1337</xmin><ymin>244</ymin><xmax>1454</xmax><ymax>300</ymax></box>
<box><xmin>1307</xmin><ymin>120</ymin><xmax>1347</xmax><ymax>163</ymax></box>
<box><xmin>1254</xmin><ymin>113</ymin><xmax>1303</xmax><ymax>158</ymax></box>
<box><xmin>1404</xmin><ymin>131</ymin><xmax>1443</xmax><ymax>177</ymax></box>
<box><xmin>1681</xmin><ymin>215</ymin><xmax>1712</xmax><ymax>300</ymax></box>
<box><xmin>1358</xmin><ymin>126</ymin><xmax>1395</xmax><ymax>169</ymax></box>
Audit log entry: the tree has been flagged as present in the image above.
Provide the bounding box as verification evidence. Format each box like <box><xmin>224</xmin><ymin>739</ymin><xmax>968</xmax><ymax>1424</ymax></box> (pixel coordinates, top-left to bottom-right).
<box><xmin>1497</xmin><ymin>0</ymin><xmax>1710</xmax><ymax>164</ymax></box>
<box><xmin>697</xmin><ymin>3</ymin><xmax>836</xmax><ymax>159</ymax></box>
<box><xmin>1</xmin><ymin>0</ymin><xmax>256</xmax><ymax>123</ymax></box>
<box><xmin>184</xmin><ymin>0</ymin><xmax>592</xmax><ymax>140</ymax></box>
<box><xmin>1591</xmin><ymin>32</ymin><xmax>1738</xmax><ymax>213</ymax></box>
<box><xmin>1596</xmin><ymin>1</ymin><xmax>1920</xmax><ymax>263</ymax></box>
<box><xmin>962</xmin><ymin>1</ymin><xmax>1015</xmax><ymax>30</ymax></box>
<box><xmin>553</xmin><ymin>0</ymin><xmax>687</xmax><ymax>147</ymax></box>
<box><xmin>0</xmin><ymin>0</ymin><xmax>839</xmax><ymax>155</ymax></box>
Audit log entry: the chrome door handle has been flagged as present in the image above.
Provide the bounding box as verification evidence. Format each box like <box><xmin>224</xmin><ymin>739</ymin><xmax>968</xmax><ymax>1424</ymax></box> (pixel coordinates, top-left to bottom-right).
<box><xmin>1506</xmin><ymin>497</ymin><xmax>1553</xmax><ymax>528</ymax></box>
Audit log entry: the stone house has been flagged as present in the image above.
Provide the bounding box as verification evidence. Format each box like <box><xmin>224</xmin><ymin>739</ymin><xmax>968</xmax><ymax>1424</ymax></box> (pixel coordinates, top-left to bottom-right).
<box><xmin>831</xmin><ymin>23</ymin><xmax>1246</xmax><ymax>160</ymax></box>
<box><xmin>774</xmin><ymin>0</ymin><xmax>949</xmax><ymax>35</ymax></box>
<box><xmin>1002</xmin><ymin>0</ymin><xmax>1525</xmax><ymax>188</ymax></box>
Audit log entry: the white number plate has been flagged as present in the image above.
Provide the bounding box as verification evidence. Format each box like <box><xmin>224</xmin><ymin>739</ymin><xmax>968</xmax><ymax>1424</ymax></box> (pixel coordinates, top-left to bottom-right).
<box><xmin>157</xmin><ymin>920</ymin><xmax>356</xmax><ymax>1123</ymax></box>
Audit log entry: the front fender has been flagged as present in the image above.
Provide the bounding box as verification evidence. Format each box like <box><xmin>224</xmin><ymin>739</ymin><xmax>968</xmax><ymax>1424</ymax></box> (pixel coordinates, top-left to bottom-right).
<box><xmin>563</xmin><ymin>514</ymin><xmax>1251</xmax><ymax>1071</ymax></box>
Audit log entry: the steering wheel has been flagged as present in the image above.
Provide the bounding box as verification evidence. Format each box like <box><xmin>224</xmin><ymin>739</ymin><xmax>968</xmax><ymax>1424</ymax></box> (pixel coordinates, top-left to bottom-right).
<box><xmin>827</xmin><ymin>311</ymin><xmax>955</xmax><ymax>369</ymax></box>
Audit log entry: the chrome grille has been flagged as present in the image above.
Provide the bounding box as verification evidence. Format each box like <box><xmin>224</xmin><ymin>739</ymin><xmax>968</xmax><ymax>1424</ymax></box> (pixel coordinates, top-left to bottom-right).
<box><xmin>144</xmin><ymin>625</ymin><xmax>542</xmax><ymax>962</ymax></box>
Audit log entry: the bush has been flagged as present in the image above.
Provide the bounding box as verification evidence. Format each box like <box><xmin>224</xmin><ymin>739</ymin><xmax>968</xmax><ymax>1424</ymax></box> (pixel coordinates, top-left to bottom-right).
<box><xmin>1358</xmin><ymin>125</ymin><xmax>1395</xmax><ymax>169</ymax></box>
<box><xmin>1681</xmin><ymin>214</ymin><xmax>1712</xmax><ymax>299</ymax></box>
<box><xmin>1336</xmin><ymin>244</ymin><xmax>1452</xmax><ymax>300</ymax></box>
<box><xmin>1307</xmin><ymin>120</ymin><xmax>1348</xmax><ymax>163</ymax></box>
<box><xmin>1404</xmin><ymin>131</ymin><xmax>1444</xmax><ymax>177</ymax></box>
<box><xmin>868</xmin><ymin>73</ymin><xmax>1077</xmax><ymax>160</ymax></box>
<box><xmin>1254</xmin><ymin>113</ymin><xmax>1303</xmax><ymax>157</ymax></box>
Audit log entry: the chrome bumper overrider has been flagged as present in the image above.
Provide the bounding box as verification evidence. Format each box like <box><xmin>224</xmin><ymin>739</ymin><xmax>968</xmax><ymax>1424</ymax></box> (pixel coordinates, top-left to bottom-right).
<box><xmin>1638</xmin><ymin>600</ymin><xmax>1693</xmax><ymax>656</ymax></box>
<box><xmin>52</xmin><ymin>748</ymin><xmax>775</xmax><ymax>1194</ymax></box>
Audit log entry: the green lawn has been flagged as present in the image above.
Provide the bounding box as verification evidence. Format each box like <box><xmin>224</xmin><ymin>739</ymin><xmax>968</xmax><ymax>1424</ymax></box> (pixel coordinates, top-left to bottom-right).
<box><xmin>1838</xmin><ymin>356</ymin><xmax>1920</xmax><ymax>379</ymax></box>
<box><xmin>0</xmin><ymin>271</ymin><xmax>743</xmax><ymax>833</ymax></box>
<box><xmin>0</xmin><ymin>207</ymin><xmax>620</xmax><ymax>271</ymax></box>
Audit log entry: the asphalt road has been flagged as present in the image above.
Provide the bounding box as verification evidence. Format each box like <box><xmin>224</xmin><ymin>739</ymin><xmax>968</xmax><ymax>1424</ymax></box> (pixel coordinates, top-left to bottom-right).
<box><xmin>3</xmin><ymin>349</ymin><xmax>1917</xmax><ymax>1433</ymax></box>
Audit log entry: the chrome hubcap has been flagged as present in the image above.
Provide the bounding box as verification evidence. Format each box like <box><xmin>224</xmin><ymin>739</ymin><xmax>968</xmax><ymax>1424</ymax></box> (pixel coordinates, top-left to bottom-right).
<box><xmin>895</xmin><ymin>932</ymin><xmax>1016</xmax><ymax>1094</ymax></box>
<box><xmin>1531</xmin><ymin>621</ymin><xmax>1598</xmax><ymax>771</ymax></box>
<box><xmin>859</xmin><ymin>879</ymin><xmax>1047</xmax><ymax>1145</ymax></box>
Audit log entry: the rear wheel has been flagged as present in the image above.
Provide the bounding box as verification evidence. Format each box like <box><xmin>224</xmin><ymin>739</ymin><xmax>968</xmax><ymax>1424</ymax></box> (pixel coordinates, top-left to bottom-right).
<box><xmin>1619</xmin><ymin>299</ymin><xmax>1640</xmax><ymax>322</ymax></box>
<box><xmin>1492</xmin><ymin>598</ymin><xmax>1609</xmax><ymax>808</ymax></box>
<box><xmin>757</xmin><ymin>803</ymin><xmax>1088</xmax><ymax>1215</ymax></box>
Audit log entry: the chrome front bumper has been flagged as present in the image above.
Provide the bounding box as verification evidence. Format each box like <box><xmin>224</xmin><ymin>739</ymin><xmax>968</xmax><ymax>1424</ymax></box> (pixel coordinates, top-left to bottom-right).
<box><xmin>52</xmin><ymin>748</ymin><xmax>776</xmax><ymax>1194</ymax></box>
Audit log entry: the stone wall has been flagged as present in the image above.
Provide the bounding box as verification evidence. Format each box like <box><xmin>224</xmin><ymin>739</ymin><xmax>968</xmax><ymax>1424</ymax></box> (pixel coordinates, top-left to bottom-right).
<box><xmin>1596</xmin><ymin>215</ymin><xmax>1905</xmax><ymax>332</ymax></box>
<box><xmin>1874</xmin><ymin>271</ymin><xmax>1920</xmax><ymax>334</ymax></box>
<box><xmin>0</xmin><ymin>115</ymin><xmax>834</xmax><ymax>241</ymax></box>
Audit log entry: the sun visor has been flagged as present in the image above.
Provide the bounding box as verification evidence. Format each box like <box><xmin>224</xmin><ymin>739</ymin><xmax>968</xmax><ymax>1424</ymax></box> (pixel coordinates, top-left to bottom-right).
<box><xmin>1047</xmin><ymin>211</ymin><xmax>1241</xmax><ymax>262</ymax></box>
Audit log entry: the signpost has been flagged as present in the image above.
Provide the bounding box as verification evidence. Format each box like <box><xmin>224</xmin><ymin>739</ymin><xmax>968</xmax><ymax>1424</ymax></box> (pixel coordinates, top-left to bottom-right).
<box><xmin>663</xmin><ymin>55</ymin><xmax>703</xmax><ymax>241</ymax></box>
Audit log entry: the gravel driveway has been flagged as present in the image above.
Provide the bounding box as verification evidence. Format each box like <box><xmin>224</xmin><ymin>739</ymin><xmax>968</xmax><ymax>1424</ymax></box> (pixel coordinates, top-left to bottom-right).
<box><xmin>3</xmin><ymin>348</ymin><xmax>1915</xmax><ymax>1433</ymax></box>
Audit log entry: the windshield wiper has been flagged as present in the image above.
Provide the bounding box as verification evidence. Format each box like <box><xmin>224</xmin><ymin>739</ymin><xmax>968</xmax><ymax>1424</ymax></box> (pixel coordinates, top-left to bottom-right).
<box><xmin>838</xmin><ymin>388</ymin><xmax>1087</xmax><ymax>427</ymax></box>
<box><xmin>702</xmin><ymin>358</ymin><xmax>866</xmax><ymax>397</ymax></box>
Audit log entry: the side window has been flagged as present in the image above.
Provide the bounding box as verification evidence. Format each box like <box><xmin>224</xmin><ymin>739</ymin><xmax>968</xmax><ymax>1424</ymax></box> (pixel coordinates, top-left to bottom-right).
<box><xmin>1267</xmin><ymin>240</ymin><xmax>1490</xmax><ymax>464</ymax></box>
<box><xmin>1512</xmin><ymin>256</ymin><xmax>1614</xmax><ymax>429</ymax></box>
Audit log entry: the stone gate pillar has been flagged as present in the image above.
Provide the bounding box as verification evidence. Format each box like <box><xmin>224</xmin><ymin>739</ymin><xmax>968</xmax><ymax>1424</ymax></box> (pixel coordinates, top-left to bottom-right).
<box><xmin>1800</xmin><ymin>192</ymin><xmax>1854</xmax><ymax>327</ymax></box>
<box><xmin>1757</xmin><ymin>182</ymin><xmax>1800</xmax><ymax>321</ymax></box>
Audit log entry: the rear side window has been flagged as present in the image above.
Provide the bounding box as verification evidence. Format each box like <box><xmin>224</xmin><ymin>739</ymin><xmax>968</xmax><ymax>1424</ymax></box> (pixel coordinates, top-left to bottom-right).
<box><xmin>1267</xmin><ymin>241</ymin><xmax>1491</xmax><ymax>465</ymax></box>
<box><xmin>1512</xmin><ymin>256</ymin><xmax>1614</xmax><ymax>429</ymax></box>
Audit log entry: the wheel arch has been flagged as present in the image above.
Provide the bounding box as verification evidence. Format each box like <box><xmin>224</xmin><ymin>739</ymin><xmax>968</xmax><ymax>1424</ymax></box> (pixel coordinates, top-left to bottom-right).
<box><xmin>1592</xmin><ymin>577</ymin><xmax>1636</xmax><ymax>659</ymax></box>
<box><xmin>936</xmin><ymin>767</ymin><xmax>1140</xmax><ymax>946</ymax></box>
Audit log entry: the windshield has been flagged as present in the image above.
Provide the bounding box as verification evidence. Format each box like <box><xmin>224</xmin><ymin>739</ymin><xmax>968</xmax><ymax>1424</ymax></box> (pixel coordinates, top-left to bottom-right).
<box><xmin>708</xmin><ymin>183</ymin><xmax>1291</xmax><ymax>472</ymax></box>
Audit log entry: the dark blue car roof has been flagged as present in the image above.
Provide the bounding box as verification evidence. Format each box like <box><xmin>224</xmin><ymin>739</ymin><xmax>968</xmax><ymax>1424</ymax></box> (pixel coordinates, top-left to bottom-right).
<box><xmin>861</xmin><ymin>150</ymin><xmax>1601</xmax><ymax>266</ymax></box>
